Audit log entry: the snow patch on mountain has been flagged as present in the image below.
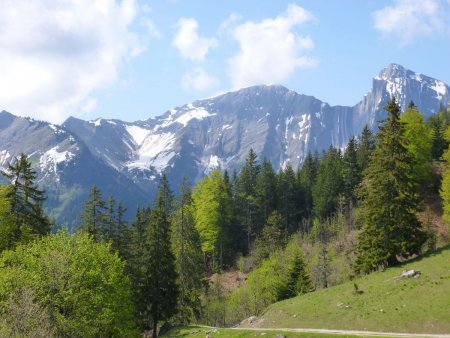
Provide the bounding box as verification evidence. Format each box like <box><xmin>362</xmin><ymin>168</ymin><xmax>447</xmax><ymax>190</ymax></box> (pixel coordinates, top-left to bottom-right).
<box><xmin>0</xmin><ymin>150</ymin><xmax>11</xmax><ymax>166</ymax></box>
<box><xmin>203</xmin><ymin>155</ymin><xmax>221</xmax><ymax>175</ymax></box>
<box><xmin>126</xmin><ymin>125</ymin><xmax>151</xmax><ymax>146</ymax></box>
<box><xmin>431</xmin><ymin>80</ymin><xmax>447</xmax><ymax>100</ymax></box>
<box><xmin>175</xmin><ymin>108</ymin><xmax>216</xmax><ymax>126</ymax></box>
<box><xmin>39</xmin><ymin>146</ymin><xmax>75</xmax><ymax>179</ymax></box>
<box><xmin>127</xmin><ymin>132</ymin><xmax>176</xmax><ymax>172</ymax></box>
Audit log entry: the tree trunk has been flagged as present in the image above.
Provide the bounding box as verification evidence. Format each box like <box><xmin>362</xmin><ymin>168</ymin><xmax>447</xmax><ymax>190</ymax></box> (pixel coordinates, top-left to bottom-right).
<box><xmin>152</xmin><ymin>319</ymin><xmax>158</xmax><ymax>338</ymax></box>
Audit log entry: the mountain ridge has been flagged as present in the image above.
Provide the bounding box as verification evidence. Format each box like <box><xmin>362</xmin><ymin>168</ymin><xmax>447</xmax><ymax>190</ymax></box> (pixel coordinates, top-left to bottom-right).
<box><xmin>0</xmin><ymin>63</ymin><xmax>449</xmax><ymax>227</ymax></box>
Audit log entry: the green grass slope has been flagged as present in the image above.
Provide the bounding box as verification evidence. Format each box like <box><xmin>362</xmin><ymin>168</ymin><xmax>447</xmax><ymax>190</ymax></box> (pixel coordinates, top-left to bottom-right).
<box><xmin>242</xmin><ymin>246</ymin><xmax>450</xmax><ymax>334</ymax></box>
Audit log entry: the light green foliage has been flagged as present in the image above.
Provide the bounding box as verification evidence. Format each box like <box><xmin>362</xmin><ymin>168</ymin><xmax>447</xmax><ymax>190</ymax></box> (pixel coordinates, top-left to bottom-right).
<box><xmin>245</xmin><ymin>247</ymin><xmax>450</xmax><ymax>334</ymax></box>
<box><xmin>440</xmin><ymin>142</ymin><xmax>450</xmax><ymax>224</ymax></box>
<box><xmin>0</xmin><ymin>185</ymin><xmax>15</xmax><ymax>252</ymax></box>
<box><xmin>192</xmin><ymin>170</ymin><xmax>232</xmax><ymax>269</ymax></box>
<box><xmin>227</xmin><ymin>240</ymin><xmax>311</xmax><ymax>325</ymax></box>
<box><xmin>251</xmin><ymin>211</ymin><xmax>286</xmax><ymax>267</ymax></box>
<box><xmin>400</xmin><ymin>104</ymin><xmax>433</xmax><ymax>183</ymax></box>
<box><xmin>0</xmin><ymin>231</ymin><xmax>137</xmax><ymax>337</ymax></box>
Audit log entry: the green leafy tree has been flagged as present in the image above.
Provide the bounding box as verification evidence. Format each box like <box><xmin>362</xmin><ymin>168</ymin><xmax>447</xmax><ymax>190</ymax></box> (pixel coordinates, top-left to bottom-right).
<box><xmin>0</xmin><ymin>185</ymin><xmax>15</xmax><ymax>252</ymax></box>
<box><xmin>400</xmin><ymin>103</ymin><xmax>433</xmax><ymax>183</ymax></box>
<box><xmin>141</xmin><ymin>182</ymin><xmax>179</xmax><ymax>337</ymax></box>
<box><xmin>0</xmin><ymin>231</ymin><xmax>137</xmax><ymax>337</ymax></box>
<box><xmin>192</xmin><ymin>170</ymin><xmax>232</xmax><ymax>273</ymax></box>
<box><xmin>355</xmin><ymin>98</ymin><xmax>427</xmax><ymax>273</ymax></box>
<box><xmin>1</xmin><ymin>153</ymin><xmax>50</xmax><ymax>245</ymax></box>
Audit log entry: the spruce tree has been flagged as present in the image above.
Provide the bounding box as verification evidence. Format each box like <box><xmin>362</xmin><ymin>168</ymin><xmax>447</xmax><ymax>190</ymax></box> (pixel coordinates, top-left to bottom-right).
<box><xmin>171</xmin><ymin>178</ymin><xmax>205</xmax><ymax>321</ymax></box>
<box><xmin>277</xmin><ymin>164</ymin><xmax>301</xmax><ymax>234</ymax></box>
<box><xmin>1</xmin><ymin>153</ymin><xmax>50</xmax><ymax>244</ymax></box>
<box><xmin>142</xmin><ymin>181</ymin><xmax>178</xmax><ymax>337</ymax></box>
<box><xmin>356</xmin><ymin>125</ymin><xmax>375</xmax><ymax>172</ymax></box>
<box><xmin>355</xmin><ymin>98</ymin><xmax>427</xmax><ymax>273</ymax></box>
<box><xmin>312</xmin><ymin>147</ymin><xmax>343</xmax><ymax>219</ymax></box>
<box><xmin>79</xmin><ymin>185</ymin><xmax>107</xmax><ymax>242</ymax></box>
<box><xmin>237</xmin><ymin>149</ymin><xmax>260</xmax><ymax>252</ymax></box>
<box><xmin>255</xmin><ymin>158</ymin><xmax>277</xmax><ymax>226</ymax></box>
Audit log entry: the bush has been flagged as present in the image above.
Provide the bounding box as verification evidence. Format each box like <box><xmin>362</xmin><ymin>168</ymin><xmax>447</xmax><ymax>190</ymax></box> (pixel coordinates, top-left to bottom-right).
<box><xmin>0</xmin><ymin>231</ymin><xmax>138</xmax><ymax>337</ymax></box>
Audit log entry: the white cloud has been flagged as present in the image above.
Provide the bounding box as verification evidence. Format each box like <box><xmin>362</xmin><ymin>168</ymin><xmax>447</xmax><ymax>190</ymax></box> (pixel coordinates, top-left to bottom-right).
<box><xmin>172</xmin><ymin>18</ymin><xmax>218</xmax><ymax>61</ymax></box>
<box><xmin>0</xmin><ymin>0</ymin><xmax>145</xmax><ymax>123</ymax></box>
<box><xmin>228</xmin><ymin>4</ymin><xmax>317</xmax><ymax>89</ymax></box>
<box><xmin>373</xmin><ymin>0</ymin><xmax>448</xmax><ymax>45</ymax></box>
<box><xmin>181</xmin><ymin>68</ymin><xmax>219</xmax><ymax>91</ymax></box>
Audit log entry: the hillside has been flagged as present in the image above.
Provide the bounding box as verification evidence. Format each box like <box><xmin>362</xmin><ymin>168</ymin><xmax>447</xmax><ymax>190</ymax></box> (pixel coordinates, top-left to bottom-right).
<box><xmin>240</xmin><ymin>246</ymin><xmax>450</xmax><ymax>334</ymax></box>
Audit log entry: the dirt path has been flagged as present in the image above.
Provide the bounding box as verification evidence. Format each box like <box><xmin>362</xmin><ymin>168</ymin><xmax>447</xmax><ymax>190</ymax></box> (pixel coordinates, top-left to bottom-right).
<box><xmin>233</xmin><ymin>327</ymin><xmax>450</xmax><ymax>337</ymax></box>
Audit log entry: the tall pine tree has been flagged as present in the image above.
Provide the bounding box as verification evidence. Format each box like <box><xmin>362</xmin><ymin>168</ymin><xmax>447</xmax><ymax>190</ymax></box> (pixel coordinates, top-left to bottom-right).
<box><xmin>141</xmin><ymin>181</ymin><xmax>178</xmax><ymax>337</ymax></box>
<box><xmin>355</xmin><ymin>98</ymin><xmax>427</xmax><ymax>273</ymax></box>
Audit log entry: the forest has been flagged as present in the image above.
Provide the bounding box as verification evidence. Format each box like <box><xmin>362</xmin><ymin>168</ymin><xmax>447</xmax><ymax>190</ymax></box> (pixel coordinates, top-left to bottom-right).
<box><xmin>0</xmin><ymin>98</ymin><xmax>449</xmax><ymax>337</ymax></box>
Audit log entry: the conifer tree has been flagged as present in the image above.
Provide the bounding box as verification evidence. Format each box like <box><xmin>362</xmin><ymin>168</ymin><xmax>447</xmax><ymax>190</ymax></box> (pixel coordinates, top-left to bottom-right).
<box><xmin>1</xmin><ymin>153</ymin><xmax>50</xmax><ymax>244</ymax></box>
<box><xmin>355</xmin><ymin>98</ymin><xmax>427</xmax><ymax>273</ymax></box>
<box><xmin>79</xmin><ymin>185</ymin><xmax>106</xmax><ymax>242</ymax></box>
<box><xmin>430</xmin><ymin>116</ymin><xmax>448</xmax><ymax>160</ymax></box>
<box><xmin>255</xmin><ymin>158</ymin><xmax>277</xmax><ymax>225</ymax></box>
<box><xmin>280</xmin><ymin>244</ymin><xmax>313</xmax><ymax>299</ymax></box>
<box><xmin>356</xmin><ymin>125</ymin><xmax>375</xmax><ymax>172</ymax></box>
<box><xmin>277</xmin><ymin>164</ymin><xmax>301</xmax><ymax>234</ymax></box>
<box><xmin>312</xmin><ymin>147</ymin><xmax>343</xmax><ymax>219</ymax></box>
<box><xmin>141</xmin><ymin>181</ymin><xmax>178</xmax><ymax>337</ymax></box>
<box><xmin>171</xmin><ymin>178</ymin><xmax>205</xmax><ymax>321</ymax></box>
<box><xmin>342</xmin><ymin>137</ymin><xmax>360</xmax><ymax>205</ymax></box>
<box><xmin>237</xmin><ymin>149</ymin><xmax>260</xmax><ymax>252</ymax></box>
<box><xmin>297</xmin><ymin>151</ymin><xmax>318</xmax><ymax>221</ymax></box>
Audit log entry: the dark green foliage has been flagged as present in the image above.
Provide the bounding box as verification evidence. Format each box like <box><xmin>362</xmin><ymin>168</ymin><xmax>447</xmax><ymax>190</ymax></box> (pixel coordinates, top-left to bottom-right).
<box><xmin>280</xmin><ymin>245</ymin><xmax>313</xmax><ymax>299</ymax></box>
<box><xmin>255</xmin><ymin>158</ymin><xmax>278</xmax><ymax>228</ymax></box>
<box><xmin>355</xmin><ymin>98</ymin><xmax>427</xmax><ymax>274</ymax></box>
<box><xmin>297</xmin><ymin>151</ymin><xmax>319</xmax><ymax>223</ymax></box>
<box><xmin>356</xmin><ymin>125</ymin><xmax>375</xmax><ymax>172</ymax></box>
<box><xmin>0</xmin><ymin>153</ymin><xmax>50</xmax><ymax>247</ymax></box>
<box><xmin>171</xmin><ymin>178</ymin><xmax>205</xmax><ymax>322</ymax></box>
<box><xmin>79</xmin><ymin>185</ymin><xmax>107</xmax><ymax>242</ymax></box>
<box><xmin>237</xmin><ymin>149</ymin><xmax>260</xmax><ymax>252</ymax></box>
<box><xmin>140</xmin><ymin>180</ymin><xmax>179</xmax><ymax>337</ymax></box>
<box><xmin>277</xmin><ymin>164</ymin><xmax>301</xmax><ymax>234</ymax></box>
<box><xmin>312</xmin><ymin>147</ymin><xmax>343</xmax><ymax>219</ymax></box>
<box><xmin>430</xmin><ymin>117</ymin><xmax>448</xmax><ymax>160</ymax></box>
<box><xmin>342</xmin><ymin>137</ymin><xmax>360</xmax><ymax>206</ymax></box>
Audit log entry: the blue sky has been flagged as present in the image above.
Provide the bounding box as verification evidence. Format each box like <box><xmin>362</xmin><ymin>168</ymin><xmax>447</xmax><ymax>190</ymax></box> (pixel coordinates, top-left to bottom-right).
<box><xmin>1</xmin><ymin>0</ymin><xmax>449</xmax><ymax>123</ymax></box>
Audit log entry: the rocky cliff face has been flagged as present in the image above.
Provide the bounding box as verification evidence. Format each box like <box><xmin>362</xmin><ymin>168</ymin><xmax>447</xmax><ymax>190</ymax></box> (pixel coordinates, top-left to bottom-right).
<box><xmin>1</xmin><ymin>64</ymin><xmax>448</xmax><ymax>227</ymax></box>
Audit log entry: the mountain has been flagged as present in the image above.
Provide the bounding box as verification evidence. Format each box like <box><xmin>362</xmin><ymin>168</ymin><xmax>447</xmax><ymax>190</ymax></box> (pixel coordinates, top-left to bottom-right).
<box><xmin>1</xmin><ymin>64</ymin><xmax>449</xmax><ymax>227</ymax></box>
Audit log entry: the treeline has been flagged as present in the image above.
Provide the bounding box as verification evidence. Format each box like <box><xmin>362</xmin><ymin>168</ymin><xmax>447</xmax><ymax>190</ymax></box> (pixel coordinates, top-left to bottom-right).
<box><xmin>0</xmin><ymin>98</ymin><xmax>449</xmax><ymax>336</ymax></box>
